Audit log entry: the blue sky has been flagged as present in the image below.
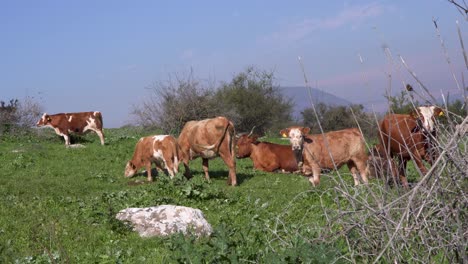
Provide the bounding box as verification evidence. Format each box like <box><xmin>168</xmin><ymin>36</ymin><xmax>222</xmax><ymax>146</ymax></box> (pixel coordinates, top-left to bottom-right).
<box><xmin>1</xmin><ymin>1</ymin><xmax>466</xmax><ymax>127</ymax></box>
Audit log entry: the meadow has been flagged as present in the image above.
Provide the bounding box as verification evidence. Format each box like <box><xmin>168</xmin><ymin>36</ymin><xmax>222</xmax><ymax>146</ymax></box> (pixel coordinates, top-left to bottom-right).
<box><xmin>0</xmin><ymin>126</ymin><xmax>465</xmax><ymax>263</ymax></box>
<box><xmin>0</xmin><ymin>127</ymin><xmax>351</xmax><ymax>263</ymax></box>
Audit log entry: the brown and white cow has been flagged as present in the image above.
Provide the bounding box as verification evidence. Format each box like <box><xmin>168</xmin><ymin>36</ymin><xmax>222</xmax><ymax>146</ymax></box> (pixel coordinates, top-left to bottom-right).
<box><xmin>236</xmin><ymin>133</ymin><xmax>298</xmax><ymax>173</ymax></box>
<box><xmin>177</xmin><ymin>116</ymin><xmax>237</xmax><ymax>186</ymax></box>
<box><xmin>378</xmin><ymin>106</ymin><xmax>444</xmax><ymax>187</ymax></box>
<box><xmin>125</xmin><ymin>135</ymin><xmax>179</xmax><ymax>182</ymax></box>
<box><xmin>36</xmin><ymin>111</ymin><xmax>105</xmax><ymax>145</ymax></box>
<box><xmin>279</xmin><ymin>127</ymin><xmax>369</xmax><ymax>186</ymax></box>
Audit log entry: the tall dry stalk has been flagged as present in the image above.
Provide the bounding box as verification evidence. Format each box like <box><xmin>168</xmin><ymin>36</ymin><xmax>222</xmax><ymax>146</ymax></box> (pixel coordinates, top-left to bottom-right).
<box><xmin>269</xmin><ymin>19</ymin><xmax>467</xmax><ymax>263</ymax></box>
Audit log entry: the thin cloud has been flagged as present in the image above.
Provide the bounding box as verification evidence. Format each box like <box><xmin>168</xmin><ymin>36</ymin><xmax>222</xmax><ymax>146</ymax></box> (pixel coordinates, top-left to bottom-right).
<box><xmin>260</xmin><ymin>2</ymin><xmax>387</xmax><ymax>44</ymax></box>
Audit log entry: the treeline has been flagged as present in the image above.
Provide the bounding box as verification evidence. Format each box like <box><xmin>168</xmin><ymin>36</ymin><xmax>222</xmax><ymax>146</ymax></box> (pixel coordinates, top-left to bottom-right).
<box><xmin>131</xmin><ymin>67</ymin><xmax>294</xmax><ymax>135</ymax></box>
<box><xmin>3</xmin><ymin>67</ymin><xmax>466</xmax><ymax>139</ymax></box>
<box><xmin>132</xmin><ymin>66</ymin><xmax>466</xmax><ymax>138</ymax></box>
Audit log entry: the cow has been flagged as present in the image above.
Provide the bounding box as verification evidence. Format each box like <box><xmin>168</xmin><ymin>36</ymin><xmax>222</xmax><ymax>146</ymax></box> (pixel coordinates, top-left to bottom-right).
<box><xmin>177</xmin><ymin>116</ymin><xmax>237</xmax><ymax>186</ymax></box>
<box><xmin>236</xmin><ymin>133</ymin><xmax>298</xmax><ymax>173</ymax></box>
<box><xmin>36</xmin><ymin>111</ymin><xmax>105</xmax><ymax>146</ymax></box>
<box><xmin>378</xmin><ymin>106</ymin><xmax>444</xmax><ymax>188</ymax></box>
<box><xmin>124</xmin><ymin>135</ymin><xmax>179</xmax><ymax>182</ymax></box>
<box><xmin>279</xmin><ymin>127</ymin><xmax>369</xmax><ymax>186</ymax></box>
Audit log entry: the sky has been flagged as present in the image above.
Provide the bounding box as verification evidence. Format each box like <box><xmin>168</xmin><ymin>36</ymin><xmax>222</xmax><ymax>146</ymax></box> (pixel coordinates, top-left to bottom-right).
<box><xmin>1</xmin><ymin>1</ymin><xmax>467</xmax><ymax>128</ymax></box>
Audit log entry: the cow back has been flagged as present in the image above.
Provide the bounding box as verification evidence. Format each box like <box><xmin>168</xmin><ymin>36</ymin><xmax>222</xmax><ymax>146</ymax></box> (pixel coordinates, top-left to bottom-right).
<box><xmin>178</xmin><ymin>116</ymin><xmax>234</xmax><ymax>156</ymax></box>
<box><xmin>303</xmin><ymin>128</ymin><xmax>367</xmax><ymax>169</ymax></box>
<box><xmin>256</xmin><ymin>142</ymin><xmax>298</xmax><ymax>172</ymax></box>
<box><xmin>379</xmin><ymin>114</ymin><xmax>426</xmax><ymax>158</ymax></box>
<box><xmin>153</xmin><ymin>135</ymin><xmax>179</xmax><ymax>161</ymax></box>
<box><xmin>46</xmin><ymin>112</ymin><xmax>103</xmax><ymax>133</ymax></box>
<box><xmin>131</xmin><ymin>137</ymin><xmax>155</xmax><ymax>165</ymax></box>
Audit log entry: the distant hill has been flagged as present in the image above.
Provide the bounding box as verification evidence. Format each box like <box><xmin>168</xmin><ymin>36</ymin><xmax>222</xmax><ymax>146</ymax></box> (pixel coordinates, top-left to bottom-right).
<box><xmin>280</xmin><ymin>86</ymin><xmax>353</xmax><ymax>118</ymax></box>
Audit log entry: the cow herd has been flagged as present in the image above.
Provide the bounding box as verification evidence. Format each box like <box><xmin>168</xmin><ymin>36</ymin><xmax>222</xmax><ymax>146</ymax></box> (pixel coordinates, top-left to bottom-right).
<box><xmin>36</xmin><ymin>105</ymin><xmax>445</xmax><ymax>188</ymax></box>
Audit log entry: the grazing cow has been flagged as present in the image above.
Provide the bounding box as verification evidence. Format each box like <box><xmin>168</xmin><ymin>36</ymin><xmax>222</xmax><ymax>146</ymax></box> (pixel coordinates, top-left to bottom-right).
<box><xmin>178</xmin><ymin>116</ymin><xmax>237</xmax><ymax>186</ymax></box>
<box><xmin>378</xmin><ymin>106</ymin><xmax>444</xmax><ymax>187</ymax></box>
<box><xmin>125</xmin><ymin>135</ymin><xmax>179</xmax><ymax>182</ymax></box>
<box><xmin>236</xmin><ymin>133</ymin><xmax>298</xmax><ymax>173</ymax></box>
<box><xmin>36</xmin><ymin>111</ymin><xmax>105</xmax><ymax>145</ymax></box>
<box><xmin>279</xmin><ymin>127</ymin><xmax>369</xmax><ymax>186</ymax></box>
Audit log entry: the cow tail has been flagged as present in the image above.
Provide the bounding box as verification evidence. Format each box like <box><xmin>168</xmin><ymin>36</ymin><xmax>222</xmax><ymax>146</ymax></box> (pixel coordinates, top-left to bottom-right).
<box><xmin>210</xmin><ymin>117</ymin><xmax>232</xmax><ymax>153</ymax></box>
<box><xmin>229</xmin><ymin>121</ymin><xmax>236</xmax><ymax>162</ymax></box>
<box><xmin>95</xmin><ymin>111</ymin><xmax>104</xmax><ymax>128</ymax></box>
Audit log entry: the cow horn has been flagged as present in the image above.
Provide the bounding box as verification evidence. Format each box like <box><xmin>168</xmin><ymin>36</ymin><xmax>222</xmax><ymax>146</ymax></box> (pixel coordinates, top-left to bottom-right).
<box><xmin>247</xmin><ymin>126</ymin><xmax>256</xmax><ymax>137</ymax></box>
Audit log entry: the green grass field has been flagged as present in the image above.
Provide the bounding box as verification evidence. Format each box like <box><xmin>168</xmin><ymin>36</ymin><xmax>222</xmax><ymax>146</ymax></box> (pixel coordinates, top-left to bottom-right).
<box><xmin>0</xmin><ymin>128</ymin><xmax>422</xmax><ymax>263</ymax></box>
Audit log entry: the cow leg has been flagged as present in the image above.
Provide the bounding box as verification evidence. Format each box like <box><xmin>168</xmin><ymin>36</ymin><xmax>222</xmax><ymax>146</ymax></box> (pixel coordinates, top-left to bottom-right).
<box><xmin>308</xmin><ymin>167</ymin><xmax>321</xmax><ymax>186</ymax></box>
<box><xmin>347</xmin><ymin>161</ymin><xmax>360</xmax><ymax>186</ymax></box>
<box><xmin>63</xmin><ymin>134</ymin><xmax>71</xmax><ymax>145</ymax></box>
<box><xmin>202</xmin><ymin>158</ymin><xmax>210</xmax><ymax>181</ymax></box>
<box><xmin>173</xmin><ymin>156</ymin><xmax>179</xmax><ymax>174</ymax></box>
<box><xmin>182</xmin><ymin>161</ymin><xmax>192</xmax><ymax>179</ymax></box>
<box><xmin>386</xmin><ymin>157</ymin><xmax>399</xmax><ymax>186</ymax></box>
<box><xmin>410</xmin><ymin>146</ymin><xmax>429</xmax><ymax>176</ymax></box>
<box><xmin>96</xmin><ymin>130</ymin><xmax>105</xmax><ymax>145</ymax></box>
<box><xmin>219</xmin><ymin>152</ymin><xmax>237</xmax><ymax>186</ymax></box>
<box><xmin>164</xmin><ymin>158</ymin><xmax>175</xmax><ymax>179</ymax></box>
<box><xmin>397</xmin><ymin>158</ymin><xmax>408</xmax><ymax>188</ymax></box>
<box><xmin>146</xmin><ymin>162</ymin><xmax>154</xmax><ymax>182</ymax></box>
<box><xmin>354</xmin><ymin>160</ymin><xmax>369</xmax><ymax>185</ymax></box>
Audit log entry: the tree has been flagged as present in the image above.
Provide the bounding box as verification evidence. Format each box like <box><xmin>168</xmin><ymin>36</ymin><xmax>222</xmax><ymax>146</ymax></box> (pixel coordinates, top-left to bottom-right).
<box><xmin>214</xmin><ymin>67</ymin><xmax>294</xmax><ymax>134</ymax></box>
<box><xmin>384</xmin><ymin>90</ymin><xmax>418</xmax><ymax>114</ymax></box>
<box><xmin>0</xmin><ymin>97</ymin><xmax>43</xmax><ymax>135</ymax></box>
<box><xmin>131</xmin><ymin>70</ymin><xmax>220</xmax><ymax>134</ymax></box>
<box><xmin>301</xmin><ymin>103</ymin><xmax>376</xmax><ymax>138</ymax></box>
<box><xmin>131</xmin><ymin>67</ymin><xmax>294</xmax><ymax>135</ymax></box>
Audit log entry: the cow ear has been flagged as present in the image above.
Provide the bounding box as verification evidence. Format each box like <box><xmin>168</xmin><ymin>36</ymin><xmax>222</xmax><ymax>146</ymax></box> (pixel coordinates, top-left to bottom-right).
<box><xmin>410</xmin><ymin>109</ymin><xmax>420</xmax><ymax>119</ymax></box>
<box><xmin>279</xmin><ymin>128</ymin><xmax>289</xmax><ymax>138</ymax></box>
<box><xmin>434</xmin><ymin>107</ymin><xmax>444</xmax><ymax>117</ymax></box>
<box><xmin>251</xmin><ymin>134</ymin><xmax>259</xmax><ymax>142</ymax></box>
<box><xmin>304</xmin><ymin>136</ymin><xmax>313</xmax><ymax>143</ymax></box>
<box><xmin>302</xmin><ymin>127</ymin><xmax>311</xmax><ymax>134</ymax></box>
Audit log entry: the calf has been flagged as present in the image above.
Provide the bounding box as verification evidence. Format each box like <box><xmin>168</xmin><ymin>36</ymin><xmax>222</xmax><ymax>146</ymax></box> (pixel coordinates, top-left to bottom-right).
<box><xmin>36</xmin><ymin>111</ymin><xmax>105</xmax><ymax>145</ymax></box>
<box><xmin>178</xmin><ymin>116</ymin><xmax>237</xmax><ymax>185</ymax></box>
<box><xmin>378</xmin><ymin>106</ymin><xmax>444</xmax><ymax>187</ymax></box>
<box><xmin>280</xmin><ymin>127</ymin><xmax>369</xmax><ymax>186</ymax></box>
<box><xmin>125</xmin><ymin>135</ymin><xmax>179</xmax><ymax>182</ymax></box>
<box><xmin>236</xmin><ymin>133</ymin><xmax>298</xmax><ymax>173</ymax></box>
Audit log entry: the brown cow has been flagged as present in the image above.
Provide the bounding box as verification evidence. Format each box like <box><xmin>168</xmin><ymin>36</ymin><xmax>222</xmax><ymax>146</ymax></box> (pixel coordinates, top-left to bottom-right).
<box><xmin>378</xmin><ymin>106</ymin><xmax>444</xmax><ymax>187</ymax></box>
<box><xmin>36</xmin><ymin>111</ymin><xmax>105</xmax><ymax>145</ymax></box>
<box><xmin>125</xmin><ymin>135</ymin><xmax>179</xmax><ymax>182</ymax></box>
<box><xmin>177</xmin><ymin>116</ymin><xmax>237</xmax><ymax>186</ymax></box>
<box><xmin>279</xmin><ymin>127</ymin><xmax>369</xmax><ymax>186</ymax></box>
<box><xmin>236</xmin><ymin>133</ymin><xmax>298</xmax><ymax>173</ymax></box>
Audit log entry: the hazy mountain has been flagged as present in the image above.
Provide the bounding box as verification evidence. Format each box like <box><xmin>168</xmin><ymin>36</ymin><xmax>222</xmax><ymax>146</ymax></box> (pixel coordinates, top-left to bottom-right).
<box><xmin>280</xmin><ymin>86</ymin><xmax>353</xmax><ymax>118</ymax></box>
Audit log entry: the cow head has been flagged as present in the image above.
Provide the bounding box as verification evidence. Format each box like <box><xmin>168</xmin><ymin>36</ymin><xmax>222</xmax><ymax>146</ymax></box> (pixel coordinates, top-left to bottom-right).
<box><xmin>410</xmin><ymin>106</ymin><xmax>444</xmax><ymax>133</ymax></box>
<box><xmin>235</xmin><ymin>134</ymin><xmax>259</xmax><ymax>158</ymax></box>
<box><xmin>279</xmin><ymin>126</ymin><xmax>310</xmax><ymax>151</ymax></box>
<box><xmin>37</xmin><ymin>113</ymin><xmax>52</xmax><ymax>126</ymax></box>
<box><xmin>124</xmin><ymin>161</ymin><xmax>137</xmax><ymax>177</ymax></box>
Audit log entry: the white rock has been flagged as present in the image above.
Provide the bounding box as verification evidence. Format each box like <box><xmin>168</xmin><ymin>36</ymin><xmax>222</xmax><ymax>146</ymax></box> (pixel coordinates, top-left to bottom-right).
<box><xmin>116</xmin><ymin>205</ymin><xmax>212</xmax><ymax>238</ymax></box>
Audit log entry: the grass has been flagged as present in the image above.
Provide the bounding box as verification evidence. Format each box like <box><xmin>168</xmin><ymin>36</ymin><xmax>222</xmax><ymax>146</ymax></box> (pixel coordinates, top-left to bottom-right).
<box><xmin>0</xmin><ymin>127</ymin><xmax>408</xmax><ymax>263</ymax></box>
